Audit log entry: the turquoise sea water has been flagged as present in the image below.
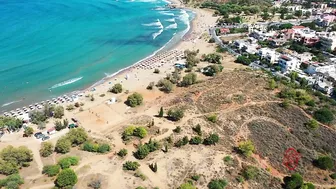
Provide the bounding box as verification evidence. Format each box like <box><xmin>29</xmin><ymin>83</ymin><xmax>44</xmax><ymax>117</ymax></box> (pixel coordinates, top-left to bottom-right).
<box><xmin>0</xmin><ymin>0</ymin><xmax>194</xmax><ymax>112</ymax></box>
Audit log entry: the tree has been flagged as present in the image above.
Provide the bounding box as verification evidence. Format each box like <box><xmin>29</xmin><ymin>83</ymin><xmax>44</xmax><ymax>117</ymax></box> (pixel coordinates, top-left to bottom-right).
<box><xmin>157</xmin><ymin>79</ymin><xmax>174</xmax><ymax>93</ymax></box>
<box><xmin>0</xmin><ymin>146</ymin><xmax>33</xmax><ymax>168</ymax></box>
<box><xmin>42</xmin><ymin>165</ymin><xmax>60</xmax><ymax>177</ymax></box>
<box><xmin>158</xmin><ymin>107</ymin><xmax>164</xmax><ymax>117</ymax></box>
<box><xmin>313</xmin><ymin>108</ymin><xmax>334</xmax><ymax>124</ymax></box>
<box><xmin>207</xmin><ymin>178</ymin><xmax>228</xmax><ymax>189</ymax></box>
<box><xmin>179</xmin><ymin>182</ymin><xmax>196</xmax><ymax>189</ymax></box>
<box><xmin>304</xmin><ymin>11</ymin><xmax>311</xmax><ymax>18</ymax></box>
<box><xmin>24</xmin><ymin>127</ymin><xmax>34</xmax><ymax>137</ymax></box>
<box><xmin>117</xmin><ymin>149</ymin><xmax>128</xmax><ymax>157</ymax></box>
<box><xmin>0</xmin><ymin>160</ymin><xmax>18</xmax><ymax>175</ymax></box>
<box><xmin>306</xmin><ymin>119</ymin><xmax>319</xmax><ymax>130</ymax></box>
<box><xmin>109</xmin><ymin>83</ymin><xmax>123</xmax><ymax>94</ymax></box>
<box><xmin>207</xmin><ymin>114</ymin><xmax>217</xmax><ymax>123</ymax></box>
<box><xmin>134</xmin><ymin>144</ymin><xmax>150</xmax><ymax>159</ymax></box>
<box><xmin>29</xmin><ymin>111</ymin><xmax>47</xmax><ymax>124</ymax></box>
<box><xmin>235</xmin><ymin>56</ymin><xmax>251</xmax><ymax>65</ymax></box>
<box><xmin>40</xmin><ymin>142</ymin><xmax>54</xmax><ymax>157</ymax></box>
<box><xmin>0</xmin><ymin>174</ymin><xmax>24</xmax><ymax>189</ymax></box>
<box><xmin>203</xmin><ymin>133</ymin><xmax>219</xmax><ymax>145</ymax></box>
<box><xmin>302</xmin><ymin>183</ymin><xmax>315</xmax><ymax>189</ymax></box>
<box><xmin>294</xmin><ymin>10</ymin><xmax>303</xmax><ymax>18</ymax></box>
<box><xmin>167</xmin><ymin>108</ymin><xmax>184</xmax><ymax>121</ymax></box>
<box><xmin>55</xmin><ymin>137</ymin><xmax>71</xmax><ymax>154</ymax></box>
<box><xmin>54</xmin><ymin>106</ymin><xmax>65</xmax><ymax>119</ymax></box>
<box><xmin>202</xmin><ymin>65</ymin><xmax>223</xmax><ymax>76</ymax></box>
<box><xmin>66</xmin><ymin>128</ymin><xmax>88</xmax><ymax>145</ymax></box>
<box><xmin>238</xmin><ymin>140</ymin><xmax>255</xmax><ymax>157</ymax></box>
<box><xmin>126</xmin><ymin>92</ymin><xmax>143</xmax><ymax>107</ymax></box>
<box><xmin>123</xmin><ymin>161</ymin><xmax>140</xmax><ymax>171</ymax></box>
<box><xmin>283</xmin><ymin>173</ymin><xmax>303</xmax><ymax>189</ymax></box>
<box><xmin>97</xmin><ymin>144</ymin><xmax>110</xmax><ymax>153</ymax></box>
<box><xmin>192</xmin><ymin>124</ymin><xmax>202</xmax><ymax>136</ymax></box>
<box><xmin>55</xmin><ymin>168</ymin><xmax>78</xmax><ymax>188</ymax></box>
<box><xmin>315</xmin><ymin>156</ymin><xmax>334</xmax><ymax>170</ymax></box>
<box><xmin>55</xmin><ymin>120</ymin><xmax>65</xmax><ymax>131</ymax></box>
<box><xmin>261</xmin><ymin>10</ymin><xmax>270</xmax><ymax>21</ymax></box>
<box><xmin>181</xmin><ymin>73</ymin><xmax>197</xmax><ymax>87</ymax></box>
<box><xmin>134</xmin><ymin>127</ymin><xmax>147</xmax><ymax>138</ymax></box>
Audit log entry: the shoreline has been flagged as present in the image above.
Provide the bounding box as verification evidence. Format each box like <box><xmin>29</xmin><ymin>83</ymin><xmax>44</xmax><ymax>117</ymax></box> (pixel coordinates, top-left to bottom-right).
<box><xmin>1</xmin><ymin>4</ymin><xmax>216</xmax><ymax>115</ymax></box>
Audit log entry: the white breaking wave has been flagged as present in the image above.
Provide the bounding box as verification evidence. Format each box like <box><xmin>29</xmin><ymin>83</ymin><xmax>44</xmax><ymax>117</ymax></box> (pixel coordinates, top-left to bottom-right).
<box><xmin>152</xmin><ymin>28</ymin><xmax>163</xmax><ymax>39</ymax></box>
<box><xmin>178</xmin><ymin>9</ymin><xmax>191</xmax><ymax>37</ymax></box>
<box><xmin>133</xmin><ymin>0</ymin><xmax>157</xmax><ymax>2</ymax></box>
<box><xmin>165</xmin><ymin>18</ymin><xmax>175</xmax><ymax>22</ymax></box>
<box><xmin>166</xmin><ymin>23</ymin><xmax>177</xmax><ymax>29</ymax></box>
<box><xmin>142</xmin><ymin>19</ymin><xmax>163</xmax><ymax>29</ymax></box>
<box><xmin>50</xmin><ymin>77</ymin><xmax>83</xmax><ymax>89</ymax></box>
<box><xmin>159</xmin><ymin>11</ymin><xmax>174</xmax><ymax>16</ymax></box>
<box><xmin>2</xmin><ymin>100</ymin><xmax>23</xmax><ymax>107</ymax></box>
<box><xmin>155</xmin><ymin>7</ymin><xmax>166</xmax><ymax>11</ymax></box>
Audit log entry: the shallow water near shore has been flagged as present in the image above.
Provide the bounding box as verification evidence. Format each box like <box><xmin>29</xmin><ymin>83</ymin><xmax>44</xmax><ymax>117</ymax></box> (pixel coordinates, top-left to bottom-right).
<box><xmin>0</xmin><ymin>0</ymin><xmax>194</xmax><ymax>112</ymax></box>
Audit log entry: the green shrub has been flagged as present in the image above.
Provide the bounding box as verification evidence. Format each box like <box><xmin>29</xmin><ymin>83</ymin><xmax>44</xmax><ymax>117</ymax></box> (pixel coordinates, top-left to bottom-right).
<box><xmin>24</xmin><ymin>127</ymin><xmax>34</xmax><ymax>137</ymax></box>
<box><xmin>207</xmin><ymin>114</ymin><xmax>217</xmax><ymax>123</ymax></box>
<box><xmin>167</xmin><ymin>108</ymin><xmax>184</xmax><ymax>121</ymax></box>
<box><xmin>40</xmin><ymin>142</ymin><xmax>54</xmax><ymax>157</ymax></box>
<box><xmin>134</xmin><ymin>170</ymin><xmax>147</xmax><ymax>181</ymax></box>
<box><xmin>0</xmin><ymin>160</ymin><xmax>18</xmax><ymax>175</ymax></box>
<box><xmin>42</xmin><ymin>165</ymin><xmax>60</xmax><ymax>177</ymax></box>
<box><xmin>109</xmin><ymin>83</ymin><xmax>123</xmax><ymax>94</ymax></box>
<box><xmin>123</xmin><ymin>161</ymin><xmax>140</xmax><ymax>171</ymax></box>
<box><xmin>283</xmin><ymin>173</ymin><xmax>303</xmax><ymax>189</ymax></box>
<box><xmin>207</xmin><ymin>178</ymin><xmax>228</xmax><ymax>189</ymax></box>
<box><xmin>54</xmin><ymin>106</ymin><xmax>65</xmax><ymax>119</ymax></box>
<box><xmin>192</xmin><ymin>124</ymin><xmax>202</xmax><ymax>136</ymax></box>
<box><xmin>122</xmin><ymin>126</ymin><xmax>147</xmax><ymax>141</ymax></box>
<box><xmin>134</xmin><ymin>139</ymin><xmax>160</xmax><ymax>159</ymax></box>
<box><xmin>242</xmin><ymin>166</ymin><xmax>259</xmax><ymax>180</ymax></box>
<box><xmin>189</xmin><ymin>136</ymin><xmax>202</xmax><ymax>145</ymax></box>
<box><xmin>117</xmin><ymin>149</ymin><xmax>128</xmax><ymax>158</ymax></box>
<box><xmin>237</xmin><ymin>140</ymin><xmax>255</xmax><ymax>157</ymax></box>
<box><xmin>191</xmin><ymin>175</ymin><xmax>200</xmax><ymax>181</ymax></box>
<box><xmin>330</xmin><ymin>173</ymin><xmax>336</xmax><ymax>179</ymax></box>
<box><xmin>55</xmin><ymin>137</ymin><xmax>71</xmax><ymax>154</ymax></box>
<box><xmin>306</xmin><ymin>119</ymin><xmax>319</xmax><ymax>130</ymax></box>
<box><xmin>126</xmin><ymin>92</ymin><xmax>143</xmax><ymax>107</ymax></box>
<box><xmin>0</xmin><ymin>145</ymin><xmax>33</xmax><ymax>172</ymax></box>
<box><xmin>134</xmin><ymin>127</ymin><xmax>148</xmax><ymax>138</ymax></box>
<box><xmin>314</xmin><ymin>108</ymin><xmax>334</xmax><ymax>124</ymax></box>
<box><xmin>179</xmin><ymin>182</ymin><xmax>196</xmax><ymax>189</ymax></box>
<box><xmin>158</xmin><ymin>107</ymin><xmax>164</xmax><ymax>117</ymax></box>
<box><xmin>82</xmin><ymin>142</ymin><xmax>99</xmax><ymax>152</ymax></box>
<box><xmin>97</xmin><ymin>144</ymin><xmax>110</xmax><ymax>153</ymax></box>
<box><xmin>181</xmin><ymin>73</ymin><xmax>197</xmax><ymax>87</ymax></box>
<box><xmin>315</xmin><ymin>156</ymin><xmax>334</xmax><ymax>170</ymax></box>
<box><xmin>55</xmin><ymin>168</ymin><xmax>78</xmax><ymax>188</ymax></box>
<box><xmin>223</xmin><ymin>156</ymin><xmax>232</xmax><ymax>164</ymax></box>
<box><xmin>302</xmin><ymin>182</ymin><xmax>315</xmax><ymax>189</ymax></box>
<box><xmin>58</xmin><ymin>156</ymin><xmax>79</xmax><ymax>169</ymax></box>
<box><xmin>203</xmin><ymin>133</ymin><xmax>219</xmax><ymax>145</ymax></box>
<box><xmin>173</xmin><ymin>126</ymin><xmax>182</xmax><ymax>133</ymax></box>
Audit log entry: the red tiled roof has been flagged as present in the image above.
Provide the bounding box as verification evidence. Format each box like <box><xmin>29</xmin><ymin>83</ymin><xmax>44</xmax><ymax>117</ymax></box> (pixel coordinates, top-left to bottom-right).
<box><xmin>220</xmin><ymin>28</ymin><xmax>230</xmax><ymax>33</ymax></box>
<box><xmin>293</xmin><ymin>26</ymin><xmax>306</xmax><ymax>29</ymax></box>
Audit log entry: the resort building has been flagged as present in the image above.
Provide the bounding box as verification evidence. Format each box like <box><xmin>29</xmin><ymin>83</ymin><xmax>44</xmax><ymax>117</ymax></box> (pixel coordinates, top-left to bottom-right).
<box><xmin>258</xmin><ymin>48</ymin><xmax>280</xmax><ymax>64</ymax></box>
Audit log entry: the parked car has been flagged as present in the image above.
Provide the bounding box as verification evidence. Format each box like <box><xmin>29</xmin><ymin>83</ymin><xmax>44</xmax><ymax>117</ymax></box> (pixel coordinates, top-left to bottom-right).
<box><xmin>68</xmin><ymin>123</ymin><xmax>78</xmax><ymax>129</ymax></box>
<box><xmin>42</xmin><ymin>135</ymin><xmax>50</xmax><ymax>141</ymax></box>
<box><xmin>71</xmin><ymin>118</ymin><xmax>78</xmax><ymax>122</ymax></box>
<box><xmin>34</xmin><ymin>132</ymin><xmax>43</xmax><ymax>139</ymax></box>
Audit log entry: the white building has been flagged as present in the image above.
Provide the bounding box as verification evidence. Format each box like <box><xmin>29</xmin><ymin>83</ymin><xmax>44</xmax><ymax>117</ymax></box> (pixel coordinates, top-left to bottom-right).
<box><xmin>278</xmin><ymin>55</ymin><xmax>301</xmax><ymax>73</ymax></box>
<box><xmin>257</xmin><ymin>48</ymin><xmax>280</xmax><ymax>63</ymax></box>
<box><xmin>313</xmin><ymin>72</ymin><xmax>334</xmax><ymax>95</ymax></box>
<box><xmin>306</xmin><ymin>63</ymin><xmax>336</xmax><ymax>75</ymax></box>
<box><xmin>319</xmin><ymin>32</ymin><xmax>336</xmax><ymax>51</ymax></box>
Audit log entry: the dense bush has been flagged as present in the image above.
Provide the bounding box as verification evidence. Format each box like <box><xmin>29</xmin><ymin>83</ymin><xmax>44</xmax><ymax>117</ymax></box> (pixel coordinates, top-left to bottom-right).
<box><xmin>0</xmin><ymin>145</ymin><xmax>33</xmax><ymax>174</ymax></box>
<box><xmin>192</xmin><ymin>124</ymin><xmax>202</xmax><ymax>136</ymax></box>
<box><xmin>315</xmin><ymin>156</ymin><xmax>334</xmax><ymax>170</ymax></box>
<box><xmin>203</xmin><ymin>53</ymin><xmax>222</xmax><ymax>64</ymax></box>
<box><xmin>66</xmin><ymin>128</ymin><xmax>88</xmax><ymax>146</ymax></box>
<box><xmin>55</xmin><ymin>168</ymin><xmax>78</xmax><ymax>188</ymax></box>
<box><xmin>134</xmin><ymin>139</ymin><xmax>160</xmax><ymax>159</ymax></box>
<box><xmin>202</xmin><ymin>65</ymin><xmax>223</xmax><ymax>76</ymax></box>
<box><xmin>203</xmin><ymin>133</ymin><xmax>219</xmax><ymax>145</ymax></box>
<box><xmin>189</xmin><ymin>136</ymin><xmax>203</xmax><ymax>145</ymax></box>
<box><xmin>242</xmin><ymin>166</ymin><xmax>259</xmax><ymax>180</ymax></box>
<box><xmin>126</xmin><ymin>92</ymin><xmax>143</xmax><ymax>107</ymax></box>
<box><xmin>157</xmin><ymin>79</ymin><xmax>174</xmax><ymax>93</ymax></box>
<box><xmin>24</xmin><ymin>127</ymin><xmax>34</xmax><ymax>137</ymax></box>
<box><xmin>117</xmin><ymin>149</ymin><xmax>128</xmax><ymax>157</ymax></box>
<box><xmin>314</xmin><ymin>108</ymin><xmax>334</xmax><ymax>124</ymax></box>
<box><xmin>181</xmin><ymin>73</ymin><xmax>197</xmax><ymax>87</ymax></box>
<box><xmin>175</xmin><ymin>136</ymin><xmax>189</xmax><ymax>147</ymax></box>
<box><xmin>207</xmin><ymin>178</ymin><xmax>228</xmax><ymax>189</ymax></box>
<box><xmin>55</xmin><ymin>120</ymin><xmax>67</xmax><ymax>131</ymax></box>
<box><xmin>237</xmin><ymin>140</ymin><xmax>255</xmax><ymax>157</ymax></box>
<box><xmin>54</xmin><ymin>106</ymin><xmax>65</xmax><ymax>119</ymax></box>
<box><xmin>58</xmin><ymin>156</ymin><xmax>79</xmax><ymax>169</ymax></box>
<box><xmin>42</xmin><ymin>165</ymin><xmax>60</xmax><ymax>177</ymax></box>
<box><xmin>0</xmin><ymin>174</ymin><xmax>24</xmax><ymax>189</ymax></box>
<box><xmin>167</xmin><ymin>108</ymin><xmax>184</xmax><ymax>121</ymax></box>
<box><xmin>122</xmin><ymin>126</ymin><xmax>147</xmax><ymax>141</ymax></box>
<box><xmin>40</xmin><ymin>142</ymin><xmax>54</xmax><ymax>157</ymax></box>
<box><xmin>173</xmin><ymin>126</ymin><xmax>182</xmax><ymax>133</ymax></box>
<box><xmin>55</xmin><ymin>137</ymin><xmax>72</xmax><ymax>154</ymax></box>
<box><xmin>0</xmin><ymin>117</ymin><xmax>22</xmax><ymax>131</ymax></box>
<box><xmin>109</xmin><ymin>83</ymin><xmax>123</xmax><ymax>93</ymax></box>
<box><xmin>123</xmin><ymin>161</ymin><xmax>140</xmax><ymax>171</ymax></box>
<box><xmin>82</xmin><ymin>142</ymin><xmax>111</xmax><ymax>153</ymax></box>
<box><xmin>283</xmin><ymin>173</ymin><xmax>303</xmax><ymax>189</ymax></box>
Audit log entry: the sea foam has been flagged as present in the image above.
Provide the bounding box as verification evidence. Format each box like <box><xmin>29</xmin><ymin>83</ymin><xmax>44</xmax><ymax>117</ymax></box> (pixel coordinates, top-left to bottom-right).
<box><xmin>50</xmin><ymin>77</ymin><xmax>83</xmax><ymax>89</ymax></box>
<box><xmin>159</xmin><ymin>11</ymin><xmax>174</xmax><ymax>16</ymax></box>
<box><xmin>143</xmin><ymin>19</ymin><xmax>163</xmax><ymax>28</ymax></box>
<box><xmin>166</xmin><ymin>23</ymin><xmax>177</xmax><ymax>29</ymax></box>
